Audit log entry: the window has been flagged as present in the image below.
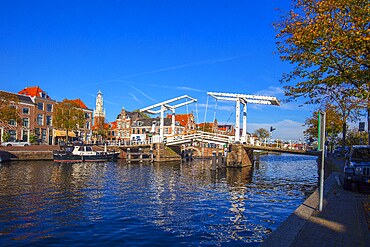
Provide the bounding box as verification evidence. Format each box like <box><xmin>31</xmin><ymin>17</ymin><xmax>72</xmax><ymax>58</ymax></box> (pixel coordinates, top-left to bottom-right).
<box><xmin>37</xmin><ymin>114</ymin><xmax>43</xmax><ymax>125</ymax></box>
<box><xmin>86</xmin><ymin>122</ymin><xmax>90</xmax><ymax>129</ymax></box>
<box><xmin>22</xmin><ymin>130</ymin><xmax>28</xmax><ymax>142</ymax></box>
<box><xmin>46</xmin><ymin>116</ymin><xmax>52</xmax><ymax>126</ymax></box>
<box><xmin>41</xmin><ymin>129</ymin><xmax>47</xmax><ymax>143</ymax></box>
<box><xmin>34</xmin><ymin>128</ymin><xmax>40</xmax><ymax>140</ymax></box>
<box><xmin>23</xmin><ymin>108</ymin><xmax>30</xmax><ymax>114</ymax></box>
<box><xmin>22</xmin><ymin>118</ymin><xmax>29</xmax><ymax>127</ymax></box>
<box><xmin>46</xmin><ymin>104</ymin><xmax>53</xmax><ymax>112</ymax></box>
<box><xmin>9</xmin><ymin>119</ymin><xmax>16</xmax><ymax>126</ymax></box>
<box><xmin>8</xmin><ymin>130</ymin><xmax>16</xmax><ymax>141</ymax></box>
<box><xmin>85</xmin><ymin>113</ymin><xmax>90</xmax><ymax>119</ymax></box>
<box><xmin>37</xmin><ymin>102</ymin><xmax>44</xmax><ymax>110</ymax></box>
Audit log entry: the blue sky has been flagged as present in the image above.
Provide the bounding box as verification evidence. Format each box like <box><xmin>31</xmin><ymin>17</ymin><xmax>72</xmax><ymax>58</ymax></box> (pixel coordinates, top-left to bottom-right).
<box><xmin>0</xmin><ymin>0</ymin><xmax>316</xmax><ymax>140</ymax></box>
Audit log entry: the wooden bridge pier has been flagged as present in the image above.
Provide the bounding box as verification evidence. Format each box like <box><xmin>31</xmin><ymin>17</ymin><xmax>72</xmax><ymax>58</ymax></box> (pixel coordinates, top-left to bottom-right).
<box><xmin>126</xmin><ymin>147</ymin><xmax>154</xmax><ymax>163</ymax></box>
<box><xmin>210</xmin><ymin>151</ymin><xmax>226</xmax><ymax>170</ymax></box>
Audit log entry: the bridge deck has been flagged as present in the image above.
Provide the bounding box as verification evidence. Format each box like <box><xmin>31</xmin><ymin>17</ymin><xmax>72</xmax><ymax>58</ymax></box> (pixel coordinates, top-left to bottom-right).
<box><xmin>243</xmin><ymin>144</ymin><xmax>318</xmax><ymax>156</ymax></box>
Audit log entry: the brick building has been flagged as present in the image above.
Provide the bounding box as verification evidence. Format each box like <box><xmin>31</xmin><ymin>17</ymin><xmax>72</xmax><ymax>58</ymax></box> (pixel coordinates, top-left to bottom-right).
<box><xmin>71</xmin><ymin>98</ymin><xmax>93</xmax><ymax>142</ymax></box>
<box><xmin>166</xmin><ymin>113</ymin><xmax>197</xmax><ymax>132</ymax></box>
<box><xmin>18</xmin><ymin>86</ymin><xmax>56</xmax><ymax>144</ymax></box>
<box><xmin>0</xmin><ymin>91</ymin><xmax>36</xmax><ymax>143</ymax></box>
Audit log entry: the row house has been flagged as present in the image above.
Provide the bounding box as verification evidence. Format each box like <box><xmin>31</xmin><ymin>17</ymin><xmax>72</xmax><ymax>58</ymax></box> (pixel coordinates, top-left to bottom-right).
<box><xmin>131</xmin><ymin>117</ymin><xmax>184</xmax><ymax>142</ymax></box>
<box><xmin>0</xmin><ymin>91</ymin><xmax>36</xmax><ymax>143</ymax></box>
<box><xmin>18</xmin><ymin>86</ymin><xmax>56</xmax><ymax>144</ymax></box>
<box><xmin>166</xmin><ymin>113</ymin><xmax>197</xmax><ymax>132</ymax></box>
<box><xmin>71</xmin><ymin>98</ymin><xmax>93</xmax><ymax>143</ymax></box>
<box><xmin>107</xmin><ymin>108</ymin><xmax>145</xmax><ymax>142</ymax></box>
<box><xmin>0</xmin><ymin>86</ymin><xmax>93</xmax><ymax>145</ymax></box>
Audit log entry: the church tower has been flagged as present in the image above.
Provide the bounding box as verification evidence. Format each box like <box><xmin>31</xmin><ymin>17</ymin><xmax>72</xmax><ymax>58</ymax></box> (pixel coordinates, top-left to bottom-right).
<box><xmin>93</xmin><ymin>90</ymin><xmax>106</xmax><ymax>127</ymax></box>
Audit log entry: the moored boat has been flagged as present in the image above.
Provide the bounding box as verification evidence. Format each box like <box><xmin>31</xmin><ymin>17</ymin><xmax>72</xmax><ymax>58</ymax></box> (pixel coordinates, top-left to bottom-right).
<box><xmin>53</xmin><ymin>145</ymin><xmax>120</xmax><ymax>163</ymax></box>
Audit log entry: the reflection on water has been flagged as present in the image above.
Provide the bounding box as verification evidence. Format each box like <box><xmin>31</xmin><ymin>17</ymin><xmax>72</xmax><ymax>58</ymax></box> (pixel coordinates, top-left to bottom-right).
<box><xmin>0</xmin><ymin>154</ymin><xmax>317</xmax><ymax>246</ymax></box>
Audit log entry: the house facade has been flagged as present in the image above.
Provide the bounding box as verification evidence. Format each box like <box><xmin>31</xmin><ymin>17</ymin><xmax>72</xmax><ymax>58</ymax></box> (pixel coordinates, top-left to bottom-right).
<box><xmin>0</xmin><ymin>91</ymin><xmax>36</xmax><ymax>143</ymax></box>
<box><xmin>18</xmin><ymin>86</ymin><xmax>57</xmax><ymax>144</ymax></box>
<box><xmin>71</xmin><ymin>98</ymin><xmax>93</xmax><ymax>143</ymax></box>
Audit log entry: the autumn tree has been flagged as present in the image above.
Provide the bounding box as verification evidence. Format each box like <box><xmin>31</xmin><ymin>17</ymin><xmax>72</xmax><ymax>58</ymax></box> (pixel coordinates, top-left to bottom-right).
<box><xmin>304</xmin><ymin>104</ymin><xmax>344</xmax><ymax>149</ymax></box>
<box><xmin>0</xmin><ymin>91</ymin><xmax>20</xmax><ymax>125</ymax></box>
<box><xmin>253</xmin><ymin>128</ymin><xmax>270</xmax><ymax>140</ymax></box>
<box><xmin>53</xmin><ymin>99</ymin><xmax>85</xmax><ymax>142</ymax></box>
<box><xmin>275</xmin><ymin>0</ymin><xmax>370</xmax><ymax>141</ymax></box>
<box><xmin>346</xmin><ymin>128</ymin><xmax>368</xmax><ymax>146</ymax></box>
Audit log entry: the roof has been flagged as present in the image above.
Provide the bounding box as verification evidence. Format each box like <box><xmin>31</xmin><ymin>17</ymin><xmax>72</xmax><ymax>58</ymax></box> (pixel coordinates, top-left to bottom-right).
<box><xmin>71</xmin><ymin>98</ymin><xmax>89</xmax><ymax>109</ymax></box>
<box><xmin>132</xmin><ymin>117</ymin><xmax>174</xmax><ymax>127</ymax></box>
<box><xmin>110</xmin><ymin>121</ymin><xmax>118</xmax><ymax>129</ymax></box>
<box><xmin>0</xmin><ymin>90</ymin><xmax>34</xmax><ymax>105</ymax></box>
<box><xmin>166</xmin><ymin>113</ymin><xmax>194</xmax><ymax>127</ymax></box>
<box><xmin>18</xmin><ymin>86</ymin><xmax>51</xmax><ymax>99</ymax></box>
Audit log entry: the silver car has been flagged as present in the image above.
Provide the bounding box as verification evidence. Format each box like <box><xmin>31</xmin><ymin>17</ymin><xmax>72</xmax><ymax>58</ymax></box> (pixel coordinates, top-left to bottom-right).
<box><xmin>1</xmin><ymin>140</ymin><xmax>31</xmax><ymax>147</ymax></box>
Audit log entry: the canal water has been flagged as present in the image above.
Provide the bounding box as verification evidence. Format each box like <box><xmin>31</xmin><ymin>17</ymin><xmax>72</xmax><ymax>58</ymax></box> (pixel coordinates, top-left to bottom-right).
<box><xmin>0</xmin><ymin>154</ymin><xmax>317</xmax><ymax>246</ymax></box>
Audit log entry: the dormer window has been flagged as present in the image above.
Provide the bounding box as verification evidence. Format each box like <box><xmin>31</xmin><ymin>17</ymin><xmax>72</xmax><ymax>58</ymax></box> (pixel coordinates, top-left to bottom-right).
<box><xmin>137</xmin><ymin>121</ymin><xmax>143</xmax><ymax>126</ymax></box>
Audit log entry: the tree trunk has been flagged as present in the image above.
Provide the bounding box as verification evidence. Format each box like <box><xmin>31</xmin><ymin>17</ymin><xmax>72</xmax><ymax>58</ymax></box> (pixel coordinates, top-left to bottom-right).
<box><xmin>342</xmin><ymin>121</ymin><xmax>347</xmax><ymax>148</ymax></box>
<box><xmin>66</xmin><ymin>129</ymin><xmax>69</xmax><ymax>144</ymax></box>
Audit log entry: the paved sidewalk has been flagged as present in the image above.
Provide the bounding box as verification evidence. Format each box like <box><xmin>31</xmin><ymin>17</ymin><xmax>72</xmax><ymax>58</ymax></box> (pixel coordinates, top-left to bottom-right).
<box><xmin>291</xmin><ymin>177</ymin><xmax>369</xmax><ymax>247</ymax></box>
<box><xmin>261</xmin><ymin>172</ymin><xmax>370</xmax><ymax>247</ymax></box>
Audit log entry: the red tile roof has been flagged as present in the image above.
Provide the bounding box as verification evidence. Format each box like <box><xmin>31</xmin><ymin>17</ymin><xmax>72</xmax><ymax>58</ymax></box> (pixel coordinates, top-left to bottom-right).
<box><xmin>110</xmin><ymin>121</ymin><xmax>117</xmax><ymax>129</ymax></box>
<box><xmin>71</xmin><ymin>98</ymin><xmax>88</xmax><ymax>109</ymax></box>
<box><xmin>166</xmin><ymin>113</ymin><xmax>194</xmax><ymax>127</ymax></box>
<box><xmin>18</xmin><ymin>86</ymin><xmax>51</xmax><ymax>99</ymax></box>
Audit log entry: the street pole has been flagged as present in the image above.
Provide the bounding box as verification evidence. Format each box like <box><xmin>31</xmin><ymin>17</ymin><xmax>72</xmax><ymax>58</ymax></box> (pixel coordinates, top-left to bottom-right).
<box><xmin>319</xmin><ymin>111</ymin><xmax>326</xmax><ymax>212</ymax></box>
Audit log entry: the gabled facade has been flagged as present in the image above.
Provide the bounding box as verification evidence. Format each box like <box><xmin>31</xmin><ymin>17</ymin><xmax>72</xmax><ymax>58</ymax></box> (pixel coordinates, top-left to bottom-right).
<box><xmin>18</xmin><ymin>86</ymin><xmax>56</xmax><ymax>144</ymax></box>
<box><xmin>166</xmin><ymin>113</ymin><xmax>196</xmax><ymax>132</ymax></box>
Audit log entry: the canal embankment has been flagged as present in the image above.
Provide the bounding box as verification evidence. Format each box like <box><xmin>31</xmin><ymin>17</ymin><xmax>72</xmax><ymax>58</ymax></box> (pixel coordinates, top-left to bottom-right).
<box><xmin>261</xmin><ymin>155</ymin><xmax>370</xmax><ymax>247</ymax></box>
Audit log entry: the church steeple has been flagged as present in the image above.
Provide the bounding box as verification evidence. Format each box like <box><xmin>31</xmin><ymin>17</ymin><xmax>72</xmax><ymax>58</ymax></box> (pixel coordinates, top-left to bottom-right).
<box><xmin>93</xmin><ymin>90</ymin><xmax>106</xmax><ymax>128</ymax></box>
<box><xmin>94</xmin><ymin>90</ymin><xmax>105</xmax><ymax>118</ymax></box>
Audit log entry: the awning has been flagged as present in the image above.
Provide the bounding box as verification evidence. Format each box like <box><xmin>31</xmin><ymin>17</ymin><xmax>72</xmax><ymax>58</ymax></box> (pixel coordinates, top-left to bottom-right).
<box><xmin>54</xmin><ymin>130</ymin><xmax>76</xmax><ymax>137</ymax></box>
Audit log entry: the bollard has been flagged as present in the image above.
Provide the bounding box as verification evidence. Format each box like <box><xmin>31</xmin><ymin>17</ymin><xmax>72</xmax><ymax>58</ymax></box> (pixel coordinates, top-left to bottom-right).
<box><xmin>127</xmin><ymin>148</ymin><xmax>131</xmax><ymax>164</ymax></box>
<box><xmin>139</xmin><ymin>148</ymin><xmax>143</xmax><ymax>163</ymax></box>
<box><xmin>150</xmin><ymin>149</ymin><xmax>154</xmax><ymax>163</ymax></box>
<box><xmin>218</xmin><ymin>151</ymin><xmax>224</xmax><ymax>167</ymax></box>
<box><xmin>211</xmin><ymin>151</ymin><xmax>217</xmax><ymax>170</ymax></box>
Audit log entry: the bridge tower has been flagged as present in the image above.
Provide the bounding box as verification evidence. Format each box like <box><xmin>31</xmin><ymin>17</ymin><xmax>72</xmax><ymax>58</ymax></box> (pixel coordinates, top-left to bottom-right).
<box><xmin>139</xmin><ymin>95</ymin><xmax>197</xmax><ymax>141</ymax></box>
<box><xmin>207</xmin><ymin>92</ymin><xmax>280</xmax><ymax>143</ymax></box>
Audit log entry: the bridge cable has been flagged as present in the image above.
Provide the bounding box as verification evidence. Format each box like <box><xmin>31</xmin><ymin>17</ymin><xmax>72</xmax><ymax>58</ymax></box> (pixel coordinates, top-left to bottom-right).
<box><xmin>203</xmin><ymin>94</ymin><xmax>209</xmax><ymax>132</ymax></box>
<box><xmin>212</xmin><ymin>99</ymin><xmax>218</xmax><ymax>133</ymax></box>
<box><xmin>186</xmin><ymin>98</ymin><xmax>189</xmax><ymax>129</ymax></box>
<box><xmin>195</xmin><ymin>102</ymin><xmax>199</xmax><ymax>129</ymax></box>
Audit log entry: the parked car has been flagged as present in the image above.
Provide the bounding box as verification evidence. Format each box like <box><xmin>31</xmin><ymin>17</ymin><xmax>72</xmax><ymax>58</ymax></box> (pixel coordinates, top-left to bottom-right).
<box><xmin>333</xmin><ymin>146</ymin><xmax>349</xmax><ymax>157</ymax></box>
<box><xmin>1</xmin><ymin>140</ymin><xmax>31</xmax><ymax>147</ymax></box>
<box><xmin>343</xmin><ymin>145</ymin><xmax>370</xmax><ymax>190</ymax></box>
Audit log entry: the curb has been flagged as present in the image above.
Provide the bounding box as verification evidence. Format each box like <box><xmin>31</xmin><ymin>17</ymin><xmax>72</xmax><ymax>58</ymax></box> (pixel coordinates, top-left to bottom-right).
<box><xmin>260</xmin><ymin>172</ymin><xmax>341</xmax><ymax>247</ymax></box>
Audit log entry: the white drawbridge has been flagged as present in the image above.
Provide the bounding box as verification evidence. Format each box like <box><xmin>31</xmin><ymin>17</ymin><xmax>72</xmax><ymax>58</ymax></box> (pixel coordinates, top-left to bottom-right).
<box><xmin>139</xmin><ymin>95</ymin><xmax>197</xmax><ymax>141</ymax></box>
<box><xmin>207</xmin><ymin>92</ymin><xmax>280</xmax><ymax>143</ymax></box>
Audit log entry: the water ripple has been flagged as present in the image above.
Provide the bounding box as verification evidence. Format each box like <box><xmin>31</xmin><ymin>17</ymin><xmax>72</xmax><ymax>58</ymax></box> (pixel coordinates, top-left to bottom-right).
<box><xmin>0</xmin><ymin>154</ymin><xmax>317</xmax><ymax>246</ymax></box>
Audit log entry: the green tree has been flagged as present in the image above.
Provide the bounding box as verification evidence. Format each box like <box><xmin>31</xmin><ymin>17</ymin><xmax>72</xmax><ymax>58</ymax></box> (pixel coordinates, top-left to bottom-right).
<box><xmin>346</xmin><ymin>128</ymin><xmax>368</xmax><ymax>146</ymax></box>
<box><xmin>253</xmin><ymin>128</ymin><xmax>270</xmax><ymax>140</ymax></box>
<box><xmin>304</xmin><ymin>104</ymin><xmax>343</xmax><ymax>150</ymax></box>
<box><xmin>53</xmin><ymin>99</ymin><xmax>85</xmax><ymax>142</ymax></box>
<box><xmin>275</xmin><ymin>0</ymin><xmax>370</xmax><ymax>141</ymax></box>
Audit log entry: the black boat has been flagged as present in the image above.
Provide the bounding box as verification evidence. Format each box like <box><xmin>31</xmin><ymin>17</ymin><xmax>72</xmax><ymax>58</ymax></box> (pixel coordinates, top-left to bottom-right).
<box><xmin>53</xmin><ymin>145</ymin><xmax>120</xmax><ymax>163</ymax></box>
